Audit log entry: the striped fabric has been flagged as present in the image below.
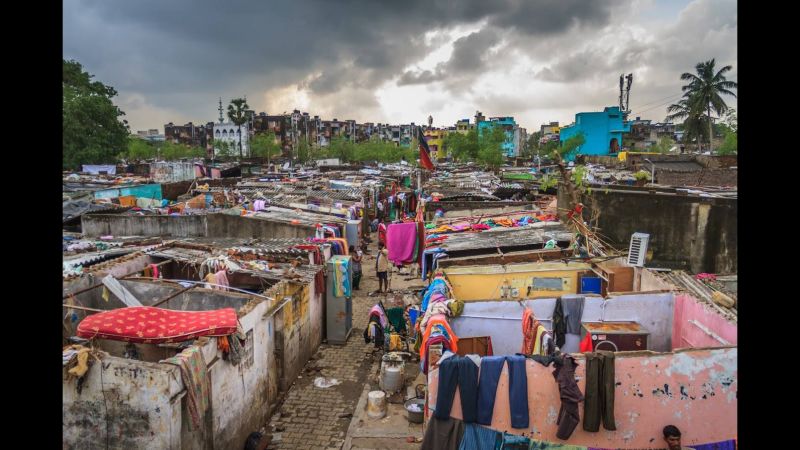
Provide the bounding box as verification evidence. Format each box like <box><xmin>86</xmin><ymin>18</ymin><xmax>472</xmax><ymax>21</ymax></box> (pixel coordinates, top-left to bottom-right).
<box><xmin>458</xmin><ymin>423</ymin><xmax>499</xmax><ymax>450</ymax></box>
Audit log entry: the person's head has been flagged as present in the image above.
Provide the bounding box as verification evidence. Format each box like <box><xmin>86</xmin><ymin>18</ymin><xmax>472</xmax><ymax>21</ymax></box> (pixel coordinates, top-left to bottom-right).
<box><xmin>349</xmin><ymin>245</ymin><xmax>355</xmax><ymax>254</ymax></box>
<box><xmin>663</xmin><ymin>425</ymin><xmax>682</xmax><ymax>450</ymax></box>
<box><xmin>378</xmin><ymin>242</ymin><xmax>385</xmax><ymax>250</ymax></box>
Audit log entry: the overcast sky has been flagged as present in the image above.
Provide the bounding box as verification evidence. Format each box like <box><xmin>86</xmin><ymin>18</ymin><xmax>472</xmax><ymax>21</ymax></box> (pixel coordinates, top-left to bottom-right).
<box><xmin>64</xmin><ymin>0</ymin><xmax>737</xmax><ymax>133</ymax></box>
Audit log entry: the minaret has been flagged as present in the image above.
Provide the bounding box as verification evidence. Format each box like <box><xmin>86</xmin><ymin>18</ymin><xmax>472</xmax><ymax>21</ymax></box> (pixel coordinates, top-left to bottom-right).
<box><xmin>218</xmin><ymin>97</ymin><xmax>224</xmax><ymax>123</ymax></box>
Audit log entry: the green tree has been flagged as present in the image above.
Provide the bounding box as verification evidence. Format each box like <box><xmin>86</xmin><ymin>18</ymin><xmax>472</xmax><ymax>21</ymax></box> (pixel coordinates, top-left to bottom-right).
<box><xmin>159</xmin><ymin>141</ymin><xmax>204</xmax><ymax>160</ymax></box>
<box><xmin>666</xmin><ymin>97</ymin><xmax>709</xmax><ymax>150</ymax></box>
<box><xmin>444</xmin><ymin>129</ymin><xmax>479</xmax><ymax>162</ymax></box>
<box><xmin>212</xmin><ymin>139</ymin><xmax>235</xmax><ymax>160</ymax></box>
<box><xmin>717</xmin><ymin>128</ymin><xmax>737</xmax><ymax>155</ymax></box>
<box><xmin>227</xmin><ymin>98</ymin><xmax>250</xmax><ymax>159</ymax></box>
<box><xmin>296</xmin><ymin>140</ymin><xmax>311</xmax><ymax>163</ymax></box>
<box><xmin>63</xmin><ymin>59</ymin><xmax>130</xmax><ymax>169</ymax></box>
<box><xmin>124</xmin><ymin>137</ymin><xmax>156</xmax><ymax>161</ymax></box>
<box><xmin>477</xmin><ymin>125</ymin><xmax>506</xmax><ymax>170</ymax></box>
<box><xmin>678</xmin><ymin>59</ymin><xmax>737</xmax><ymax>152</ymax></box>
<box><xmin>328</xmin><ymin>136</ymin><xmax>356</xmax><ymax>162</ymax></box>
<box><xmin>650</xmin><ymin>136</ymin><xmax>677</xmax><ymax>154</ymax></box>
<box><xmin>250</xmin><ymin>132</ymin><xmax>281</xmax><ymax>162</ymax></box>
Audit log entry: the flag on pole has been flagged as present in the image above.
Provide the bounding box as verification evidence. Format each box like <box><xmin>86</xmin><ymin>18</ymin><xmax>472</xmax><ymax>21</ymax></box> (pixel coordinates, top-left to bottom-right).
<box><xmin>416</xmin><ymin>126</ymin><xmax>435</xmax><ymax>171</ymax></box>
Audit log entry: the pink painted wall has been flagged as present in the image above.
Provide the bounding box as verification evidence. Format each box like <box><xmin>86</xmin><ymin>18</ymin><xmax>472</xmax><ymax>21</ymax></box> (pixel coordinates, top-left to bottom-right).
<box><xmin>427</xmin><ymin>347</ymin><xmax>737</xmax><ymax>449</ymax></box>
<box><xmin>672</xmin><ymin>294</ymin><xmax>737</xmax><ymax>349</ymax></box>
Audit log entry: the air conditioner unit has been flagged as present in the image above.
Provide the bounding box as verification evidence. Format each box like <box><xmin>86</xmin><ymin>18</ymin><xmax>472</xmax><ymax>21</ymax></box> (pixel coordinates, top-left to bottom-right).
<box><xmin>627</xmin><ymin>232</ymin><xmax>650</xmax><ymax>267</ymax></box>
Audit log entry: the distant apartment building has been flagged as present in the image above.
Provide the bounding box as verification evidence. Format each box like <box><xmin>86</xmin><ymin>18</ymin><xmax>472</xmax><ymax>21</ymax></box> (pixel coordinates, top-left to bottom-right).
<box><xmin>625</xmin><ymin>117</ymin><xmax>678</xmax><ymax>150</ymax></box>
<box><xmin>134</xmin><ymin>129</ymin><xmax>165</xmax><ymax>143</ymax></box>
<box><xmin>423</xmin><ymin>128</ymin><xmax>447</xmax><ymax>158</ymax></box>
<box><xmin>164</xmin><ymin>122</ymin><xmax>213</xmax><ymax>154</ymax></box>
<box><xmin>455</xmin><ymin>119</ymin><xmax>472</xmax><ymax>135</ymax></box>
<box><xmin>476</xmin><ymin>113</ymin><xmax>520</xmax><ymax>157</ymax></box>
<box><xmin>539</xmin><ymin>121</ymin><xmax>560</xmax><ymax>145</ymax></box>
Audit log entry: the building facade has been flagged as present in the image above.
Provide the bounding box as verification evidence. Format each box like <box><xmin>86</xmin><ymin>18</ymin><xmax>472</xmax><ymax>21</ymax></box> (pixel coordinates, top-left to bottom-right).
<box><xmin>477</xmin><ymin>116</ymin><xmax>519</xmax><ymax>157</ymax></box>
<box><xmin>559</xmin><ymin>106</ymin><xmax>631</xmax><ymax>160</ymax></box>
<box><xmin>423</xmin><ymin>128</ymin><xmax>447</xmax><ymax>158</ymax></box>
<box><xmin>213</xmin><ymin>121</ymin><xmax>250</xmax><ymax>157</ymax></box>
<box><xmin>164</xmin><ymin>122</ymin><xmax>214</xmax><ymax>154</ymax></box>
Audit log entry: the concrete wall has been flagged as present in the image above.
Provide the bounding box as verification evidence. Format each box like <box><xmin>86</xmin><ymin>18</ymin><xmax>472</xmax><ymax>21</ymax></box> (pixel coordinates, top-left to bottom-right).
<box><xmin>265</xmin><ymin>280</ymin><xmax>322</xmax><ymax>391</ymax></box>
<box><xmin>81</xmin><ymin>213</ymin><xmax>316</xmax><ymax>239</ymax></box>
<box><xmin>449</xmin><ymin>292</ymin><xmax>674</xmax><ymax>355</ymax></box>
<box><xmin>63</xmin><ymin>356</ymin><xmax>185</xmax><ymax>449</ymax></box>
<box><xmin>427</xmin><ymin>347</ymin><xmax>737</xmax><ymax>448</ymax></box>
<box><xmin>64</xmin><ymin>278</ymin><xmax>323</xmax><ymax>449</ymax></box>
<box><xmin>151</xmin><ymin>162</ymin><xmax>197</xmax><ymax>183</ymax></box>
<box><xmin>560</xmin><ymin>187</ymin><xmax>737</xmax><ymax>273</ymax></box>
<box><xmin>672</xmin><ymin>294</ymin><xmax>737</xmax><ymax>349</ymax></box>
<box><xmin>656</xmin><ymin>168</ymin><xmax>737</xmax><ymax>187</ymax></box>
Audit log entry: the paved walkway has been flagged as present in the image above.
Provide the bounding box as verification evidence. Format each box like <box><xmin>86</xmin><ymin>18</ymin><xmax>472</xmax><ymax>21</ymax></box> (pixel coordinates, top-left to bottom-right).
<box><xmin>266</xmin><ymin>238</ymin><xmax>422</xmax><ymax>450</ymax></box>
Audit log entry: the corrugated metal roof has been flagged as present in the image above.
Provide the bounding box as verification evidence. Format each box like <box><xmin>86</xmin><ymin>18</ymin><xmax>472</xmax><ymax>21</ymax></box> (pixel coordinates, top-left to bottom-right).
<box><xmin>435</xmin><ymin>224</ymin><xmax>573</xmax><ymax>254</ymax></box>
<box><xmin>655</xmin><ymin>270</ymin><xmax>737</xmax><ymax>322</ymax></box>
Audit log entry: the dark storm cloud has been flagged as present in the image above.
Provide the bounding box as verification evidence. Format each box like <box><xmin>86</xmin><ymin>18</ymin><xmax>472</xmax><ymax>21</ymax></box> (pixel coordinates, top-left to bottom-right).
<box><xmin>397</xmin><ymin>28</ymin><xmax>502</xmax><ymax>88</ymax></box>
<box><xmin>64</xmin><ymin>0</ymin><xmax>625</xmax><ymax>97</ymax></box>
<box><xmin>64</xmin><ymin>0</ymin><xmax>734</xmax><ymax>130</ymax></box>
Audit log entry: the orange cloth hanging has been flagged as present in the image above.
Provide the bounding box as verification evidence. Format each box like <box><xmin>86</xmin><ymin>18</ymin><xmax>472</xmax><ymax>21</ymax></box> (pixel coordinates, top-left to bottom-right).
<box><xmin>420</xmin><ymin>314</ymin><xmax>458</xmax><ymax>360</ymax></box>
<box><xmin>521</xmin><ymin>308</ymin><xmax>536</xmax><ymax>354</ymax></box>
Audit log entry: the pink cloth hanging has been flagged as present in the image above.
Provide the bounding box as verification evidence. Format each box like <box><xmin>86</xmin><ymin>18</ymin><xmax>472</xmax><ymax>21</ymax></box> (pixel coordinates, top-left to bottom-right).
<box><xmin>386</xmin><ymin>222</ymin><xmax>418</xmax><ymax>265</ymax></box>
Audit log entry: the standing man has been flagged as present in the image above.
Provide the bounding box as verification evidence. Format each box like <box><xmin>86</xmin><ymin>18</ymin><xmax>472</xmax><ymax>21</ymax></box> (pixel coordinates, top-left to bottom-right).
<box><xmin>350</xmin><ymin>245</ymin><xmax>363</xmax><ymax>290</ymax></box>
<box><xmin>663</xmin><ymin>425</ymin><xmax>694</xmax><ymax>450</ymax></box>
<box><xmin>376</xmin><ymin>242</ymin><xmax>389</xmax><ymax>293</ymax></box>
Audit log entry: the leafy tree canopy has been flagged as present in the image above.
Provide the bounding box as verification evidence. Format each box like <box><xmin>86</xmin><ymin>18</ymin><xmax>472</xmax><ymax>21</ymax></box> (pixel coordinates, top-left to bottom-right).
<box><xmin>63</xmin><ymin>59</ymin><xmax>129</xmax><ymax>169</ymax></box>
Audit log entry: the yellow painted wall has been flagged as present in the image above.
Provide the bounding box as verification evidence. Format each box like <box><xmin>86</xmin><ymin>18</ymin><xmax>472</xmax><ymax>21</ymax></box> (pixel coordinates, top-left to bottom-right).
<box><xmin>444</xmin><ymin>262</ymin><xmax>592</xmax><ymax>301</ymax></box>
<box><xmin>424</xmin><ymin>129</ymin><xmax>447</xmax><ymax>157</ymax></box>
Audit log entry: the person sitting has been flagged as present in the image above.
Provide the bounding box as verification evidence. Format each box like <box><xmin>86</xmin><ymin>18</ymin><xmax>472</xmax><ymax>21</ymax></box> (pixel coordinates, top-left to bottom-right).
<box><xmin>663</xmin><ymin>425</ymin><xmax>694</xmax><ymax>450</ymax></box>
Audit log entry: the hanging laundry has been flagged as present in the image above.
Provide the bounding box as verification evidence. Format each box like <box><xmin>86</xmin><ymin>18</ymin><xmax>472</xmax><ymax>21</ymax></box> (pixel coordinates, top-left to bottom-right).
<box><xmin>387</xmin><ymin>222</ymin><xmax>419</xmax><ymax>265</ymax></box>
<box><xmin>435</xmin><ymin>356</ymin><xmax>479</xmax><ymax>423</ymax></box>
<box><xmin>579</xmin><ymin>332</ymin><xmax>593</xmax><ymax>353</ymax></box>
<box><xmin>582</xmin><ymin>351</ymin><xmax>616</xmax><ymax>432</ymax></box>
<box><xmin>458</xmin><ymin>423</ymin><xmax>499</xmax><ymax>450</ymax></box>
<box><xmin>553</xmin><ymin>355</ymin><xmax>583</xmax><ymax>440</ymax></box>
<box><xmin>214</xmin><ymin>270</ymin><xmax>229</xmax><ymax>291</ymax></box>
<box><xmin>420</xmin><ymin>416</ymin><xmax>465</xmax><ymax>450</ymax></box>
<box><xmin>521</xmin><ymin>308</ymin><xmax>536</xmax><ymax>354</ymax></box>
<box><xmin>161</xmin><ymin>347</ymin><xmax>209</xmax><ymax>430</ymax></box>
<box><xmin>476</xmin><ymin>355</ymin><xmax>529</xmax><ymax>429</ymax></box>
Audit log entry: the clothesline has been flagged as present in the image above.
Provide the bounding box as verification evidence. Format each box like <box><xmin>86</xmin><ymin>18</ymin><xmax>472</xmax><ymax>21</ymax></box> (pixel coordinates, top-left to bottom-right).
<box><xmin>132</xmin><ymin>277</ymin><xmax>275</xmax><ymax>301</ymax></box>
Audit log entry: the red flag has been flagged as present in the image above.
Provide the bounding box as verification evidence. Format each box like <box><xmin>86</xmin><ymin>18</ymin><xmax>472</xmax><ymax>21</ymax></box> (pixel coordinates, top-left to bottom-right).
<box><xmin>416</xmin><ymin>126</ymin><xmax>435</xmax><ymax>171</ymax></box>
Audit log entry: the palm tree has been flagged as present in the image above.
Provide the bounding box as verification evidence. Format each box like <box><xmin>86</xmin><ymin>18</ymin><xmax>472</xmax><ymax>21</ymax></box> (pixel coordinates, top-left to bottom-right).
<box><xmin>227</xmin><ymin>98</ymin><xmax>249</xmax><ymax>159</ymax></box>
<box><xmin>665</xmin><ymin>97</ymin><xmax>709</xmax><ymax>151</ymax></box>
<box><xmin>679</xmin><ymin>59</ymin><xmax>737</xmax><ymax>152</ymax></box>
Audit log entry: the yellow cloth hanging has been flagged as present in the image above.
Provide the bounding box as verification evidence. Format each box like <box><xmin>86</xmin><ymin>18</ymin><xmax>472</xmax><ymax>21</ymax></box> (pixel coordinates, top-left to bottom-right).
<box><xmin>532</xmin><ymin>325</ymin><xmax>547</xmax><ymax>355</ymax></box>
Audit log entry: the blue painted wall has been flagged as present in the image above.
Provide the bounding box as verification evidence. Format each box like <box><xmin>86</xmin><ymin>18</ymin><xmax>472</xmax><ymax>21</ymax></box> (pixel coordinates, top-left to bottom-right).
<box><xmin>94</xmin><ymin>183</ymin><xmax>163</xmax><ymax>200</ymax></box>
<box><xmin>559</xmin><ymin>106</ymin><xmax>631</xmax><ymax>161</ymax></box>
<box><xmin>477</xmin><ymin>117</ymin><xmax>517</xmax><ymax>157</ymax></box>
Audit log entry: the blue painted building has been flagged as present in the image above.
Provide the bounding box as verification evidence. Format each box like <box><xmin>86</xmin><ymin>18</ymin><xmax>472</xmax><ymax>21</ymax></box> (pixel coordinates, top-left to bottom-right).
<box><xmin>477</xmin><ymin>116</ymin><xmax>518</xmax><ymax>157</ymax></box>
<box><xmin>559</xmin><ymin>106</ymin><xmax>631</xmax><ymax>160</ymax></box>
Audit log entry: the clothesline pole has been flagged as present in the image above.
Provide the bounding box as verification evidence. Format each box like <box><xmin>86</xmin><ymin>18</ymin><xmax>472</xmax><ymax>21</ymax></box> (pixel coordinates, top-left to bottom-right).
<box><xmin>62</xmin><ymin>304</ymin><xmax>105</xmax><ymax>313</ymax></box>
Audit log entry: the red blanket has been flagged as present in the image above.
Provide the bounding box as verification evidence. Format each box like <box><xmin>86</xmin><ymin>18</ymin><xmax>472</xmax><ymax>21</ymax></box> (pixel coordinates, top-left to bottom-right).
<box><xmin>77</xmin><ymin>306</ymin><xmax>238</xmax><ymax>343</ymax></box>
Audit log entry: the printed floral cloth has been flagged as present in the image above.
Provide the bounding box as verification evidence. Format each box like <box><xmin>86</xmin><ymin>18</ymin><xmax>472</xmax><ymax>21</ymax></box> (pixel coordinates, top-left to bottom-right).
<box><xmin>161</xmin><ymin>346</ymin><xmax>209</xmax><ymax>429</ymax></box>
<box><xmin>77</xmin><ymin>306</ymin><xmax>238</xmax><ymax>343</ymax></box>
